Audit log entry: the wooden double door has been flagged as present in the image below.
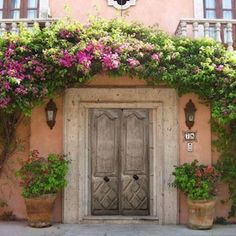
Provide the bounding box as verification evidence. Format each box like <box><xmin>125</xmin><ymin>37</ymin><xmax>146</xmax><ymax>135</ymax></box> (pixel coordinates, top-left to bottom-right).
<box><xmin>90</xmin><ymin>109</ymin><xmax>150</xmax><ymax>216</ymax></box>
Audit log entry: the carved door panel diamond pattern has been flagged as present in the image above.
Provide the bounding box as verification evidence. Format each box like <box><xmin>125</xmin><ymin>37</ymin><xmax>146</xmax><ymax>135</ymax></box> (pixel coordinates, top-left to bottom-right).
<box><xmin>90</xmin><ymin>109</ymin><xmax>149</xmax><ymax>215</ymax></box>
<box><xmin>90</xmin><ymin>109</ymin><xmax>120</xmax><ymax>215</ymax></box>
<box><xmin>121</xmin><ymin>110</ymin><xmax>149</xmax><ymax>215</ymax></box>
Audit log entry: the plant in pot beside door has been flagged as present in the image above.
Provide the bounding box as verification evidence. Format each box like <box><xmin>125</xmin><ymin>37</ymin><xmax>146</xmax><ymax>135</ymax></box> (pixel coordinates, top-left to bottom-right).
<box><xmin>17</xmin><ymin>150</ymin><xmax>69</xmax><ymax>228</ymax></box>
<box><xmin>170</xmin><ymin>160</ymin><xmax>220</xmax><ymax>229</ymax></box>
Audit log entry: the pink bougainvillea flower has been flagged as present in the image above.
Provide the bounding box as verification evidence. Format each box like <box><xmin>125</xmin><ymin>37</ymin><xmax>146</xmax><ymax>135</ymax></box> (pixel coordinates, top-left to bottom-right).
<box><xmin>59</xmin><ymin>50</ymin><xmax>75</xmax><ymax>68</ymax></box>
<box><xmin>34</xmin><ymin>66</ymin><xmax>44</xmax><ymax>75</ymax></box>
<box><xmin>215</xmin><ymin>64</ymin><xmax>224</xmax><ymax>72</ymax></box>
<box><xmin>115</xmin><ymin>43</ymin><xmax>130</xmax><ymax>53</ymax></box>
<box><xmin>92</xmin><ymin>42</ymin><xmax>105</xmax><ymax>58</ymax></box>
<box><xmin>102</xmin><ymin>53</ymin><xmax>120</xmax><ymax>70</ymax></box>
<box><xmin>76</xmin><ymin>51</ymin><xmax>93</xmax><ymax>73</ymax></box>
<box><xmin>3</xmin><ymin>81</ymin><xmax>11</xmax><ymax>91</ymax></box>
<box><xmin>4</xmin><ymin>43</ymin><xmax>16</xmax><ymax>57</ymax></box>
<box><xmin>127</xmin><ymin>58</ymin><xmax>140</xmax><ymax>68</ymax></box>
<box><xmin>85</xmin><ymin>43</ymin><xmax>94</xmax><ymax>53</ymax></box>
<box><xmin>151</xmin><ymin>53</ymin><xmax>160</xmax><ymax>62</ymax></box>
<box><xmin>15</xmin><ymin>86</ymin><xmax>28</xmax><ymax>95</ymax></box>
<box><xmin>58</xmin><ymin>29</ymin><xmax>73</xmax><ymax>39</ymax></box>
<box><xmin>145</xmin><ymin>43</ymin><xmax>155</xmax><ymax>51</ymax></box>
<box><xmin>0</xmin><ymin>96</ymin><xmax>11</xmax><ymax>108</ymax></box>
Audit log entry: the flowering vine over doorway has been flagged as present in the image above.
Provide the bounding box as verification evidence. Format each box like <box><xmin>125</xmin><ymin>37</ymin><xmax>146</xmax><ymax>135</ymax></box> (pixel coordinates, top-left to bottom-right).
<box><xmin>0</xmin><ymin>18</ymin><xmax>235</xmax><ymax>217</ymax></box>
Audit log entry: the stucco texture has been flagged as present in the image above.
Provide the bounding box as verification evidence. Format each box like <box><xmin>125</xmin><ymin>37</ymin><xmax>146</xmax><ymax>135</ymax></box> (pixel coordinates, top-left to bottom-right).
<box><xmin>0</xmin><ymin>117</ymin><xmax>30</xmax><ymax>220</ymax></box>
<box><xmin>49</xmin><ymin>0</ymin><xmax>194</xmax><ymax>35</ymax></box>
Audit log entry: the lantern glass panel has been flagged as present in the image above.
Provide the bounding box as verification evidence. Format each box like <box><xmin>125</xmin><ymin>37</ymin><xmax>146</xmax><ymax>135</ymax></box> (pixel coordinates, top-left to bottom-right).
<box><xmin>188</xmin><ymin>114</ymin><xmax>194</xmax><ymax>122</ymax></box>
<box><xmin>47</xmin><ymin>110</ymin><xmax>54</xmax><ymax>121</ymax></box>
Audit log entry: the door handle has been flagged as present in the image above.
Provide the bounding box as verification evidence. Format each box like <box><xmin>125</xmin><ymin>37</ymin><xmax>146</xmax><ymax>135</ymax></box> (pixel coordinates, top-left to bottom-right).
<box><xmin>103</xmin><ymin>176</ymin><xmax>110</xmax><ymax>182</ymax></box>
<box><xmin>133</xmin><ymin>174</ymin><xmax>139</xmax><ymax>180</ymax></box>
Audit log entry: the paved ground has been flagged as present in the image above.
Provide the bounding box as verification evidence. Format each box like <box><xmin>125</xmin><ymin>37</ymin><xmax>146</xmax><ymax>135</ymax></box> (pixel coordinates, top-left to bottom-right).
<box><xmin>0</xmin><ymin>222</ymin><xmax>236</xmax><ymax>236</ymax></box>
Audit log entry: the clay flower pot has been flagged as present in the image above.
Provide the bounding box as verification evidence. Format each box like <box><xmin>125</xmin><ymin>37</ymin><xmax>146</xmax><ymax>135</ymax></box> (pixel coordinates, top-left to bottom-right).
<box><xmin>24</xmin><ymin>194</ymin><xmax>57</xmax><ymax>228</ymax></box>
<box><xmin>187</xmin><ymin>198</ymin><xmax>216</xmax><ymax>230</ymax></box>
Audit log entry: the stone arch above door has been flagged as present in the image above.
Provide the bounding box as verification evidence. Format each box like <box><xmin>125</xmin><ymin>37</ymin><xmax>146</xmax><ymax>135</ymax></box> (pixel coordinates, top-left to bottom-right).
<box><xmin>63</xmin><ymin>87</ymin><xmax>179</xmax><ymax>224</ymax></box>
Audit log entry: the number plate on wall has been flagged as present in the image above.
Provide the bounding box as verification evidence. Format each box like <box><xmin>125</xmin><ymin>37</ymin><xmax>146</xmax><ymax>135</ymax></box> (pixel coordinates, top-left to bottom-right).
<box><xmin>184</xmin><ymin>131</ymin><xmax>197</xmax><ymax>141</ymax></box>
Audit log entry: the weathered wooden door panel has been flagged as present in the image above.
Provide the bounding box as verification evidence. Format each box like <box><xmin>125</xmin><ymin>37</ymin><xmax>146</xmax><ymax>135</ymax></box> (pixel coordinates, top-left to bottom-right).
<box><xmin>121</xmin><ymin>109</ymin><xmax>149</xmax><ymax>215</ymax></box>
<box><xmin>90</xmin><ymin>109</ymin><xmax>120</xmax><ymax>215</ymax></box>
<box><xmin>90</xmin><ymin>109</ymin><xmax>149</xmax><ymax>216</ymax></box>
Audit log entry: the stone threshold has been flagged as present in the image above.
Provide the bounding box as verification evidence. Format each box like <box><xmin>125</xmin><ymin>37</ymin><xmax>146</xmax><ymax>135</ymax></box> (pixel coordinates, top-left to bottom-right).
<box><xmin>81</xmin><ymin>216</ymin><xmax>159</xmax><ymax>224</ymax></box>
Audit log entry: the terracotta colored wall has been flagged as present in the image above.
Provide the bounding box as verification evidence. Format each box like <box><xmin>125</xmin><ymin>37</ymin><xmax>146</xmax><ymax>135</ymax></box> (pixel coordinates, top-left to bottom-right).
<box><xmin>0</xmin><ymin>117</ymin><xmax>30</xmax><ymax>220</ymax></box>
<box><xmin>49</xmin><ymin>0</ymin><xmax>194</xmax><ymax>34</ymax></box>
<box><xmin>178</xmin><ymin>93</ymin><xmax>212</xmax><ymax>224</ymax></box>
<box><xmin>85</xmin><ymin>73</ymin><xmax>147</xmax><ymax>87</ymax></box>
<box><xmin>30</xmin><ymin>97</ymin><xmax>63</xmax><ymax>222</ymax></box>
<box><xmin>0</xmin><ymin>97</ymin><xmax>63</xmax><ymax>222</ymax></box>
<box><xmin>178</xmin><ymin>94</ymin><xmax>236</xmax><ymax>223</ymax></box>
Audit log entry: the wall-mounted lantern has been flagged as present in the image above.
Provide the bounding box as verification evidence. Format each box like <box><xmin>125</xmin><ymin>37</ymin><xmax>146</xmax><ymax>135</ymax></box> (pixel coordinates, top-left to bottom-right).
<box><xmin>184</xmin><ymin>99</ymin><xmax>196</xmax><ymax>130</ymax></box>
<box><xmin>45</xmin><ymin>99</ymin><xmax>57</xmax><ymax>129</ymax></box>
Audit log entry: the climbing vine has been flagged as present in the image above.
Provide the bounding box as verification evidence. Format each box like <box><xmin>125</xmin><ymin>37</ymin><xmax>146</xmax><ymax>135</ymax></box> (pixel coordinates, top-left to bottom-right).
<box><xmin>0</xmin><ymin>111</ymin><xmax>23</xmax><ymax>173</ymax></box>
<box><xmin>0</xmin><ymin>18</ymin><xmax>235</xmax><ymax>216</ymax></box>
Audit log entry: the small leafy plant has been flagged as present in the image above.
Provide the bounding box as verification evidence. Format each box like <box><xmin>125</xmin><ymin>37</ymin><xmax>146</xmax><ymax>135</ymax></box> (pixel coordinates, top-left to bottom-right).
<box><xmin>17</xmin><ymin>150</ymin><xmax>69</xmax><ymax>198</ymax></box>
<box><xmin>170</xmin><ymin>160</ymin><xmax>220</xmax><ymax>200</ymax></box>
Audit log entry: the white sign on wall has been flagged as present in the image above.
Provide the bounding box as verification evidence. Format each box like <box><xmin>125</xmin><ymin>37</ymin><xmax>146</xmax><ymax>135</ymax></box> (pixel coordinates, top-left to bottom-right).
<box><xmin>184</xmin><ymin>131</ymin><xmax>197</xmax><ymax>141</ymax></box>
<box><xmin>107</xmin><ymin>0</ymin><xmax>137</xmax><ymax>10</ymax></box>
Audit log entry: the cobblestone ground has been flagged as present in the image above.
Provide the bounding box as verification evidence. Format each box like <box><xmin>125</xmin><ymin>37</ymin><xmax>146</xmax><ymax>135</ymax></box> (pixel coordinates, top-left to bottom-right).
<box><xmin>0</xmin><ymin>222</ymin><xmax>236</xmax><ymax>236</ymax></box>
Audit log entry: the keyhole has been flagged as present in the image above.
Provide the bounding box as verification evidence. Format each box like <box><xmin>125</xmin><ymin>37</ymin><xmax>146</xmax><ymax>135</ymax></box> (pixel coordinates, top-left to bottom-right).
<box><xmin>133</xmin><ymin>174</ymin><xmax>139</xmax><ymax>180</ymax></box>
<box><xmin>104</xmin><ymin>176</ymin><xmax>110</xmax><ymax>182</ymax></box>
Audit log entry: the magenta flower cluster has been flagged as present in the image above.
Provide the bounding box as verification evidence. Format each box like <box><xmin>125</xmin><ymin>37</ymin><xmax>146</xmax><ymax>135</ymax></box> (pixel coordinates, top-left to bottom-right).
<box><xmin>58</xmin><ymin>28</ymin><xmax>80</xmax><ymax>41</ymax></box>
<box><xmin>0</xmin><ymin>43</ymin><xmax>48</xmax><ymax>109</ymax></box>
<box><xmin>59</xmin><ymin>50</ymin><xmax>75</xmax><ymax>68</ymax></box>
<box><xmin>102</xmin><ymin>53</ymin><xmax>120</xmax><ymax>70</ymax></box>
<box><xmin>127</xmin><ymin>58</ymin><xmax>140</xmax><ymax>68</ymax></box>
<box><xmin>0</xmin><ymin>28</ymin><xmax>162</xmax><ymax>112</ymax></box>
<box><xmin>57</xmin><ymin>38</ymin><xmax>160</xmax><ymax>75</ymax></box>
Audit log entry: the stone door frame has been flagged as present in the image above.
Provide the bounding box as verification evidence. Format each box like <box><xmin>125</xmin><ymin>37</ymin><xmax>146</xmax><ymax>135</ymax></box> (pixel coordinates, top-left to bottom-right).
<box><xmin>63</xmin><ymin>88</ymin><xmax>179</xmax><ymax>224</ymax></box>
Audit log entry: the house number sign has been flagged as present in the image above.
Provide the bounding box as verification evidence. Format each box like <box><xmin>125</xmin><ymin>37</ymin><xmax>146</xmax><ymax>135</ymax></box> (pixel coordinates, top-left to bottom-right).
<box><xmin>184</xmin><ymin>131</ymin><xmax>197</xmax><ymax>141</ymax></box>
<box><xmin>184</xmin><ymin>131</ymin><xmax>197</xmax><ymax>152</ymax></box>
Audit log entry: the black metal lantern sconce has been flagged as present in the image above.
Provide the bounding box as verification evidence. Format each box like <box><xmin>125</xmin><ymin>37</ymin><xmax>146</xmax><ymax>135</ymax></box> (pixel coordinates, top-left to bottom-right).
<box><xmin>45</xmin><ymin>99</ymin><xmax>57</xmax><ymax>129</ymax></box>
<box><xmin>184</xmin><ymin>99</ymin><xmax>197</xmax><ymax>130</ymax></box>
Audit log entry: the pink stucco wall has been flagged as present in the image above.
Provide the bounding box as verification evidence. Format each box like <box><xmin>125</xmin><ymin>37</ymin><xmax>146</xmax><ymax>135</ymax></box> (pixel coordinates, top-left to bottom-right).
<box><xmin>0</xmin><ymin>75</ymin><xmax>233</xmax><ymax>223</ymax></box>
<box><xmin>49</xmin><ymin>0</ymin><xmax>194</xmax><ymax>35</ymax></box>
<box><xmin>30</xmin><ymin>97</ymin><xmax>63</xmax><ymax>222</ymax></box>
<box><xmin>178</xmin><ymin>94</ymin><xmax>212</xmax><ymax>224</ymax></box>
<box><xmin>0</xmin><ymin>117</ymin><xmax>30</xmax><ymax>220</ymax></box>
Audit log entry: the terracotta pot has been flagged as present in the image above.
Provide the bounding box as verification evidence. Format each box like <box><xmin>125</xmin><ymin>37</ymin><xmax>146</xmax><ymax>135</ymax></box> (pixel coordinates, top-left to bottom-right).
<box><xmin>24</xmin><ymin>194</ymin><xmax>57</xmax><ymax>228</ymax></box>
<box><xmin>187</xmin><ymin>198</ymin><xmax>216</xmax><ymax>230</ymax></box>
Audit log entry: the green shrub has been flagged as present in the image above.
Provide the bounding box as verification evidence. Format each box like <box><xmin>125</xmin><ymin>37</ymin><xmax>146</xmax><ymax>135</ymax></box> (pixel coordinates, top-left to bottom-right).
<box><xmin>170</xmin><ymin>160</ymin><xmax>220</xmax><ymax>200</ymax></box>
<box><xmin>17</xmin><ymin>150</ymin><xmax>69</xmax><ymax>198</ymax></box>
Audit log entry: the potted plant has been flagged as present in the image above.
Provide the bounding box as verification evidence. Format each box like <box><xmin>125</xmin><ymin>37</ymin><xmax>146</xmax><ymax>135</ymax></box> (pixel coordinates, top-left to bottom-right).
<box><xmin>170</xmin><ymin>160</ymin><xmax>220</xmax><ymax>229</ymax></box>
<box><xmin>17</xmin><ymin>150</ymin><xmax>69</xmax><ymax>228</ymax></box>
